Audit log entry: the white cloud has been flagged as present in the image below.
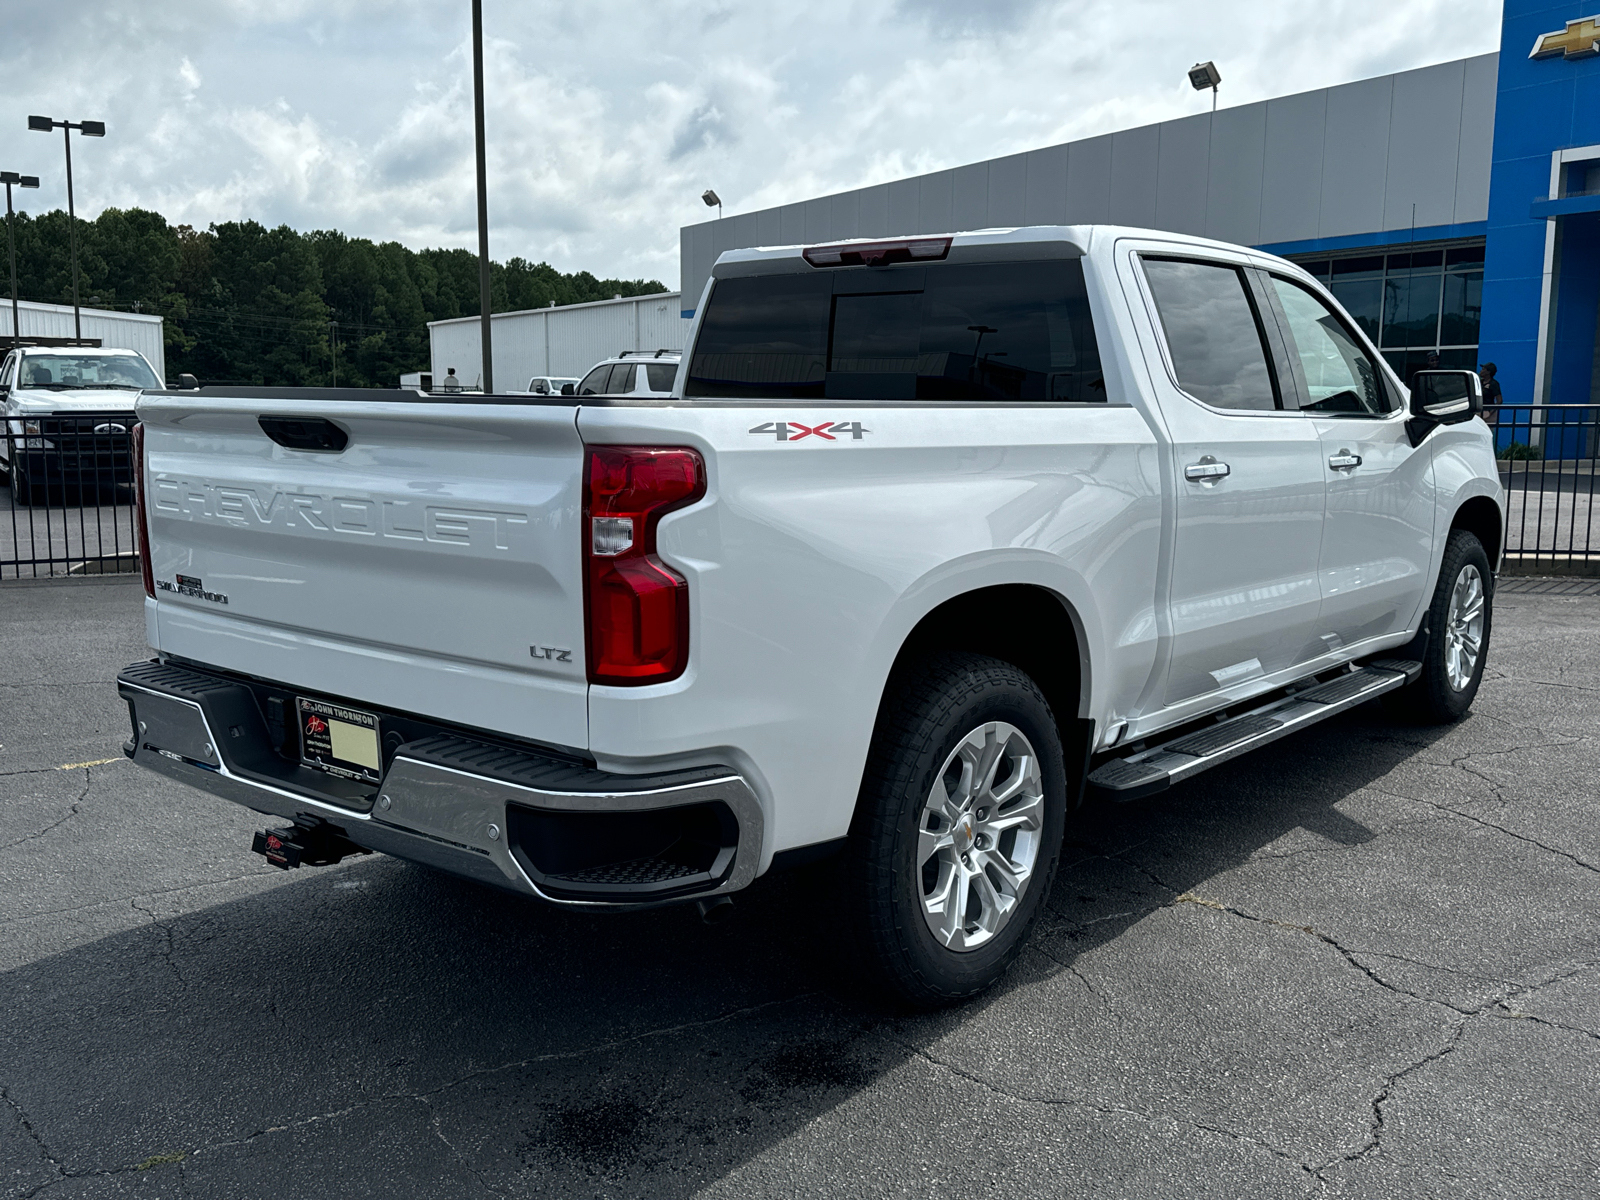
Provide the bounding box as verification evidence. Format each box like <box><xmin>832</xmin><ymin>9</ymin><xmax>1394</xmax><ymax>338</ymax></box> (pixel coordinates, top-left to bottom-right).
<box><xmin>0</xmin><ymin>0</ymin><xmax>1503</xmax><ymax>288</ymax></box>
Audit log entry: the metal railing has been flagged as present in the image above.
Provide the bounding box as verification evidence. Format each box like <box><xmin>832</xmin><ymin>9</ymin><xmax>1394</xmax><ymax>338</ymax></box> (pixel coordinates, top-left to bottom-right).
<box><xmin>1495</xmin><ymin>404</ymin><xmax>1600</xmax><ymax>567</ymax></box>
<box><xmin>3</xmin><ymin>406</ymin><xmax>1595</xmax><ymax>580</ymax></box>
<box><xmin>2</xmin><ymin>412</ymin><xmax>140</xmax><ymax>579</ymax></box>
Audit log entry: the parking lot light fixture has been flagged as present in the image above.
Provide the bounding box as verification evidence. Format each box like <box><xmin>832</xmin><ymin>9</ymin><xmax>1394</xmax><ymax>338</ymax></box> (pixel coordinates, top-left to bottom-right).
<box><xmin>2</xmin><ymin>171</ymin><xmax>41</xmax><ymax>351</ymax></box>
<box><xmin>1188</xmin><ymin>61</ymin><xmax>1222</xmax><ymax>112</ymax></box>
<box><xmin>702</xmin><ymin>189</ymin><xmax>722</xmax><ymax>218</ymax></box>
<box><xmin>28</xmin><ymin>115</ymin><xmax>105</xmax><ymax>342</ymax></box>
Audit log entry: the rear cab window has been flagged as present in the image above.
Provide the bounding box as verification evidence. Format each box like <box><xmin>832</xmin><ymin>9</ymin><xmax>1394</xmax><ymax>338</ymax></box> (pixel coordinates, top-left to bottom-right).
<box><xmin>686</xmin><ymin>260</ymin><xmax>1104</xmax><ymax>401</ymax></box>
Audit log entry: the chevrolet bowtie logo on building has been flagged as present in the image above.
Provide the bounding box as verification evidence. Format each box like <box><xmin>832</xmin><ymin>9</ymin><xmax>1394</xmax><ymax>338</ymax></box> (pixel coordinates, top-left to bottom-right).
<box><xmin>1530</xmin><ymin>15</ymin><xmax>1600</xmax><ymax>59</ymax></box>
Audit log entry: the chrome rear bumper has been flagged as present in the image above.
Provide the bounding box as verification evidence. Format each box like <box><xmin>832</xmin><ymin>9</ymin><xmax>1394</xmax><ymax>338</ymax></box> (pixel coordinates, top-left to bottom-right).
<box><xmin>117</xmin><ymin>660</ymin><xmax>763</xmax><ymax>907</ymax></box>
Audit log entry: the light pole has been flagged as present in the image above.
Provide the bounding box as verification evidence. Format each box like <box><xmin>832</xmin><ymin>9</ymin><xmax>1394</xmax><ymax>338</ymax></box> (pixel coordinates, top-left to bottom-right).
<box><xmin>702</xmin><ymin>189</ymin><xmax>722</xmax><ymax>219</ymax></box>
<box><xmin>2</xmin><ymin>171</ymin><xmax>41</xmax><ymax>351</ymax></box>
<box><xmin>27</xmin><ymin>116</ymin><xmax>104</xmax><ymax>342</ymax></box>
<box><xmin>470</xmin><ymin>0</ymin><xmax>494</xmax><ymax>393</ymax></box>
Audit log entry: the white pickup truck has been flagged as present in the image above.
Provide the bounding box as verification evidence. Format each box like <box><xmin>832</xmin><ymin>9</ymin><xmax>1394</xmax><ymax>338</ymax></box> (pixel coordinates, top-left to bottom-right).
<box><xmin>1</xmin><ymin>346</ymin><xmax>165</xmax><ymax>504</ymax></box>
<box><xmin>118</xmin><ymin>226</ymin><xmax>1501</xmax><ymax>1006</ymax></box>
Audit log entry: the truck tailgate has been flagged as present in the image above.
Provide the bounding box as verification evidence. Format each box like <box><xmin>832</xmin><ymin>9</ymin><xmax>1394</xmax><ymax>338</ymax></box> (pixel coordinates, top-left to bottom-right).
<box><xmin>138</xmin><ymin>395</ymin><xmax>589</xmax><ymax>750</ymax></box>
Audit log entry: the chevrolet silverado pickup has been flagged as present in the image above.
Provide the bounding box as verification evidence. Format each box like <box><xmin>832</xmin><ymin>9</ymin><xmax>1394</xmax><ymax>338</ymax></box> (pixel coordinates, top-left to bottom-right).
<box><xmin>117</xmin><ymin>225</ymin><xmax>1501</xmax><ymax>1006</ymax></box>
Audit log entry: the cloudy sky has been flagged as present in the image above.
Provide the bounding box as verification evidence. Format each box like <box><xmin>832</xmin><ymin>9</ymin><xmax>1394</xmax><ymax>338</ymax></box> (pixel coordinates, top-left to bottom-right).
<box><xmin>1</xmin><ymin>0</ymin><xmax>1503</xmax><ymax>289</ymax></box>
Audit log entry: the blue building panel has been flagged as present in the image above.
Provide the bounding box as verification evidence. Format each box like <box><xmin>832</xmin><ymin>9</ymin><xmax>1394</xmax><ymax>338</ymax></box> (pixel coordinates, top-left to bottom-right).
<box><xmin>1478</xmin><ymin>1</ymin><xmax>1600</xmax><ymax>410</ymax></box>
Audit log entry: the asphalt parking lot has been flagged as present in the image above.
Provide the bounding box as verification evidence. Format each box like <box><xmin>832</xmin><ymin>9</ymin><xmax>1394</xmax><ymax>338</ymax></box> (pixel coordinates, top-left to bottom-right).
<box><xmin>3</xmin><ymin>576</ymin><xmax>1598</xmax><ymax>1199</ymax></box>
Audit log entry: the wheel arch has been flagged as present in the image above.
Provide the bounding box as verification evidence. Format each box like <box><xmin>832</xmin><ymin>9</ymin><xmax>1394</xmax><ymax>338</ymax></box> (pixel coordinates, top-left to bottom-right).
<box><xmin>1451</xmin><ymin>494</ymin><xmax>1503</xmax><ymax>571</ymax></box>
<box><xmin>887</xmin><ymin>584</ymin><xmax>1090</xmax><ymax>730</ymax></box>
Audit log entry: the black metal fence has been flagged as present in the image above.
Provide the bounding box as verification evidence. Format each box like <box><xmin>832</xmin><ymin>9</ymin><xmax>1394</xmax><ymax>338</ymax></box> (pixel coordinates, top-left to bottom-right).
<box><xmin>2</xmin><ymin>413</ymin><xmax>140</xmax><ymax>579</ymax></box>
<box><xmin>1496</xmin><ymin>404</ymin><xmax>1600</xmax><ymax>569</ymax></box>
<box><xmin>2</xmin><ymin>405</ymin><xmax>1597</xmax><ymax>580</ymax></box>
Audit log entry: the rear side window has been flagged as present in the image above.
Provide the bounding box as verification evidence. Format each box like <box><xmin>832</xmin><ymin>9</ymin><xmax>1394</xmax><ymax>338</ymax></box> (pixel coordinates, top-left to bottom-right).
<box><xmin>645</xmin><ymin>363</ymin><xmax>677</xmax><ymax>392</ymax></box>
<box><xmin>1142</xmin><ymin>258</ymin><xmax>1277</xmax><ymax>412</ymax></box>
<box><xmin>686</xmin><ymin>260</ymin><xmax>1103</xmax><ymax>401</ymax></box>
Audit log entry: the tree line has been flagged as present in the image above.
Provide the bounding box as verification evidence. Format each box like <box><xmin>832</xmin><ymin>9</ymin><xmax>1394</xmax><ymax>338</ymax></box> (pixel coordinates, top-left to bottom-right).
<box><xmin>3</xmin><ymin>207</ymin><xmax>667</xmax><ymax>387</ymax></box>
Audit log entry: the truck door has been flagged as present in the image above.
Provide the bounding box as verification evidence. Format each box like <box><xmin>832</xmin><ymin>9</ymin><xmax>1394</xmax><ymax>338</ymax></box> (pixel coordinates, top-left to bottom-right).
<box><xmin>1259</xmin><ymin>273</ymin><xmax>1433</xmax><ymax>651</ymax></box>
<box><xmin>1135</xmin><ymin>253</ymin><xmax>1328</xmax><ymax>707</ymax></box>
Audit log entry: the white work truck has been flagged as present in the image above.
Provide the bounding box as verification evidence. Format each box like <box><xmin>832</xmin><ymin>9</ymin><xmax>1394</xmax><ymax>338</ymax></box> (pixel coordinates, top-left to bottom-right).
<box><xmin>118</xmin><ymin>226</ymin><xmax>1501</xmax><ymax>1006</ymax></box>
<box><xmin>1</xmin><ymin>346</ymin><xmax>165</xmax><ymax>504</ymax></box>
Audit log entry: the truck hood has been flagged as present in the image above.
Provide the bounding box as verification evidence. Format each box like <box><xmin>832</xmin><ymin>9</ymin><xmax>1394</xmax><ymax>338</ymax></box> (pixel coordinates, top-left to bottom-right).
<box><xmin>9</xmin><ymin>386</ymin><xmax>144</xmax><ymax>414</ymax></box>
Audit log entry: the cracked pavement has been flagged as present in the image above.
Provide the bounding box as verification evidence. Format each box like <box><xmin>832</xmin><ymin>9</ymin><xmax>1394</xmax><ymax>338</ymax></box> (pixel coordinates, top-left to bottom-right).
<box><xmin>3</xmin><ymin>575</ymin><xmax>1598</xmax><ymax>1199</ymax></box>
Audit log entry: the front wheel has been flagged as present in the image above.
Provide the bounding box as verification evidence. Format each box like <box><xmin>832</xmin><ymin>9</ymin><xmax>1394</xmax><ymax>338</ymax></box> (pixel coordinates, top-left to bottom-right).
<box><xmin>845</xmin><ymin>653</ymin><xmax>1067</xmax><ymax>1008</ymax></box>
<box><xmin>1386</xmin><ymin>530</ymin><xmax>1493</xmax><ymax>723</ymax></box>
<box><xmin>10</xmin><ymin>460</ymin><xmax>39</xmax><ymax>507</ymax></box>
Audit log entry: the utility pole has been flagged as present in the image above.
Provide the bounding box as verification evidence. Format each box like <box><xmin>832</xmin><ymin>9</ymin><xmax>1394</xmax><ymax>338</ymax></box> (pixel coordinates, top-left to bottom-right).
<box><xmin>27</xmin><ymin>116</ymin><xmax>105</xmax><ymax>342</ymax></box>
<box><xmin>330</xmin><ymin>319</ymin><xmax>338</xmax><ymax>387</ymax></box>
<box><xmin>1</xmin><ymin>171</ymin><xmax>40</xmax><ymax>350</ymax></box>
<box><xmin>471</xmin><ymin>0</ymin><xmax>494</xmax><ymax>393</ymax></box>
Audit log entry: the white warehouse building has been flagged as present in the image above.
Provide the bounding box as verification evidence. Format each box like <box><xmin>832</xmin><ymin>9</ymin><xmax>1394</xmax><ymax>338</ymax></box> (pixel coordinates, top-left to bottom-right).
<box><xmin>1</xmin><ymin>299</ymin><xmax>166</xmax><ymax>379</ymax></box>
<box><xmin>428</xmin><ymin>292</ymin><xmax>686</xmax><ymax>391</ymax></box>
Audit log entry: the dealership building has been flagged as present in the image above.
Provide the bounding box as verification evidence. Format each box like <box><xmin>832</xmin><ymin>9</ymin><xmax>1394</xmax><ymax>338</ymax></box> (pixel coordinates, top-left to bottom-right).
<box><xmin>677</xmin><ymin>2</ymin><xmax>1600</xmax><ymax>416</ymax></box>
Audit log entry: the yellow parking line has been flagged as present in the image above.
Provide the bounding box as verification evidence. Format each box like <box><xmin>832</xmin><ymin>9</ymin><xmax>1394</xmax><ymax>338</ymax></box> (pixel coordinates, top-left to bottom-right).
<box><xmin>57</xmin><ymin>756</ymin><xmax>125</xmax><ymax>771</ymax></box>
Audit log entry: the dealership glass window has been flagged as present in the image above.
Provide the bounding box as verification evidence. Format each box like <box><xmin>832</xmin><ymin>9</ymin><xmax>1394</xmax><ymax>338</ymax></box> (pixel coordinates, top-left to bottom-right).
<box><xmin>1290</xmin><ymin>240</ymin><xmax>1484</xmax><ymax>382</ymax></box>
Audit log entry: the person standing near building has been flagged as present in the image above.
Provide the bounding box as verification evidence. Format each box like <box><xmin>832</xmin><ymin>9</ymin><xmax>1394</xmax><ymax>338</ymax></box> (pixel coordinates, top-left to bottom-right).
<box><xmin>1478</xmin><ymin>362</ymin><xmax>1501</xmax><ymax>426</ymax></box>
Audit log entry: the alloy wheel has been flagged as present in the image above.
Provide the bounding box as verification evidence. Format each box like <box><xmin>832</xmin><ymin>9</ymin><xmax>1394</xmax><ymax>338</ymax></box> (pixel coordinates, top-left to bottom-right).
<box><xmin>917</xmin><ymin>721</ymin><xmax>1045</xmax><ymax>952</ymax></box>
<box><xmin>1444</xmin><ymin>563</ymin><xmax>1486</xmax><ymax>692</ymax></box>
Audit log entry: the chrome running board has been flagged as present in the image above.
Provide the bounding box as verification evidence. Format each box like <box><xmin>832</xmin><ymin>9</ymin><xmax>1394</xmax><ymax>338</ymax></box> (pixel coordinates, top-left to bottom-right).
<box><xmin>1087</xmin><ymin>659</ymin><xmax>1422</xmax><ymax>802</ymax></box>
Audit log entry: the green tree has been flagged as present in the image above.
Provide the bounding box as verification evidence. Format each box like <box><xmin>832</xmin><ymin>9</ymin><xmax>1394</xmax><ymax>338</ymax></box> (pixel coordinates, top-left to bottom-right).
<box><xmin>7</xmin><ymin>204</ymin><xmax>667</xmax><ymax>387</ymax></box>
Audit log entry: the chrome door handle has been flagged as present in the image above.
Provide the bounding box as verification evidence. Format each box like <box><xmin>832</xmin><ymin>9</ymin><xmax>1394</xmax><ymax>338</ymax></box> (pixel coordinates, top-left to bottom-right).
<box><xmin>1328</xmin><ymin>451</ymin><xmax>1362</xmax><ymax>471</ymax></box>
<box><xmin>1184</xmin><ymin>460</ymin><xmax>1230</xmax><ymax>481</ymax></box>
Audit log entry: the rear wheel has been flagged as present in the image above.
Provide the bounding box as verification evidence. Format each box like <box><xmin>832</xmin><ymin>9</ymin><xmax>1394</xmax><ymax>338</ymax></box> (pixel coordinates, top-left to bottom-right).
<box><xmin>845</xmin><ymin>653</ymin><xmax>1066</xmax><ymax>1008</ymax></box>
<box><xmin>1385</xmin><ymin>530</ymin><xmax>1493</xmax><ymax>723</ymax></box>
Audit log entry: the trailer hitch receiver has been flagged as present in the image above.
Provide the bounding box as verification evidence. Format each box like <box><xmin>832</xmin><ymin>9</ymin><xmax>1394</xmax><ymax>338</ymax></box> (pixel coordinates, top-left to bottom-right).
<box><xmin>251</xmin><ymin>821</ymin><xmax>371</xmax><ymax>870</ymax></box>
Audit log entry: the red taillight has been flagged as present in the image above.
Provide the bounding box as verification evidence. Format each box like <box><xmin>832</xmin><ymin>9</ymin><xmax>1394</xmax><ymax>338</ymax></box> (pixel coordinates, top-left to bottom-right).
<box><xmin>802</xmin><ymin>236</ymin><xmax>951</xmax><ymax>267</ymax></box>
<box><xmin>132</xmin><ymin>421</ymin><xmax>154</xmax><ymax>598</ymax></box>
<box><xmin>583</xmin><ymin>446</ymin><xmax>706</xmax><ymax>685</ymax></box>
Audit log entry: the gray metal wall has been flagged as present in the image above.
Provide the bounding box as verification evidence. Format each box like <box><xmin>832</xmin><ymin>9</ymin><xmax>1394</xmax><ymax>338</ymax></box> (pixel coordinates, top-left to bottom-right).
<box><xmin>679</xmin><ymin>53</ymin><xmax>1498</xmax><ymax>314</ymax></box>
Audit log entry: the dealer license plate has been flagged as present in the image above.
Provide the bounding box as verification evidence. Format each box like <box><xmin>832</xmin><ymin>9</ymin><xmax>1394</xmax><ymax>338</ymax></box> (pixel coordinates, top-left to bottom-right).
<box><xmin>297</xmin><ymin>698</ymin><xmax>383</xmax><ymax>784</ymax></box>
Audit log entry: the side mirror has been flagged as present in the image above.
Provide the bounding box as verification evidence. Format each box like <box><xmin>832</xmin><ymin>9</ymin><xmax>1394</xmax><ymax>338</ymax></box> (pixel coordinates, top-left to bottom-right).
<box><xmin>1406</xmin><ymin>370</ymin><xmax>1481</xmax><ymax>446</ymax></box>
<box><xmin>560</xmin><ymin>383</ymin><xmax>575</xmax><ymax>396</ymax></box>
<box><xmin>178</xmin><ymin>373</ymin><xmax>199</xmax><ymax>390</ymax></box>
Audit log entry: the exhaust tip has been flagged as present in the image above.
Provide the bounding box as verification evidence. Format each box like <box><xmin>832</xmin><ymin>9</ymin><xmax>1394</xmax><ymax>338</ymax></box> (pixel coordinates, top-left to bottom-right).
<box><xmin>696</xmin><ymin>895</ymin><xmax>735</xmax><ymax>925</ymax></box>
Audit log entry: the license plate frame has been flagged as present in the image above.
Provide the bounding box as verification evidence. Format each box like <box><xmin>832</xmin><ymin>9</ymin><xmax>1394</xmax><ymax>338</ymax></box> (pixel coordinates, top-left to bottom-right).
<box><xmin>297</xmin><ymin>697</ymin><xmax>383</xmax><ymax>784</ymax></box>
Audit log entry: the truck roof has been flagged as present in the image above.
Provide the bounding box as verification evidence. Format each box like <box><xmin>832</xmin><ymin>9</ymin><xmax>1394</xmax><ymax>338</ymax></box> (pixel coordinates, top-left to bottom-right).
<box><xmin>709</xmin><ymin>224</ymin><xmax>1309</xmax><ymax>280</ymax></box>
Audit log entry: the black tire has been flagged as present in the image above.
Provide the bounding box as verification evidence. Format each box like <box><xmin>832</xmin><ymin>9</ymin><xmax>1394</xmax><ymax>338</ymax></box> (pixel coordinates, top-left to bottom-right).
<box><xmin>844</xmin><ymin>652</ymin><xmax>1067</xmax><ymax>1009</ymax></box>
<box><xmin>1385</xmin><ymin>530</ymin><xmax>1493</xmax><ymax>724</ymax></box>
<box><xmin>10</xmin><ymin>461</ymin><xmax>37</xmax><ymax>507</ymax></box>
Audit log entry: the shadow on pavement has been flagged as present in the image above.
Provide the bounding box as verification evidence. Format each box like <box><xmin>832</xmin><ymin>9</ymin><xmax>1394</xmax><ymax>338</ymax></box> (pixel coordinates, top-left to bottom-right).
<box><xmin>0</xmin><ymin>704</ymin><xmax>1453</xmax><ymax>1197</ymax></box>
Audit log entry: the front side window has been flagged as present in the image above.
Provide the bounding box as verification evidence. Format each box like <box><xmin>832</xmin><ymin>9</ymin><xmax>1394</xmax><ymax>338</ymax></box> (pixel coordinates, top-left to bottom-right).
<box><xmin>685</xmin><ymin>259</ymin><xmax>1103</xmax><ymax>401</ymax></box>
<box><xmin>577</xmin><ymin>365</ymin><xmax>612</xmax><ymax>395</ymax></box>
<box><xmin>1141</xmin><ymin>258</ymin><xmax>1277</xmax><ymax>411</ymax></box>
<box><xmin>1269</xmin><ymin>278</ymin><xmax>1393</xmax><ymax>415</ymax></box>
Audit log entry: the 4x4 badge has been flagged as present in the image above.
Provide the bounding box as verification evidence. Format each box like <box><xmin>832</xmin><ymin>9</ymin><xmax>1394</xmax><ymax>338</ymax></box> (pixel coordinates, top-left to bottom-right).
<box><xmin>748</xmin><ymin>420</ymin><xmax>869</xmax><ymax>442</ymax></box>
